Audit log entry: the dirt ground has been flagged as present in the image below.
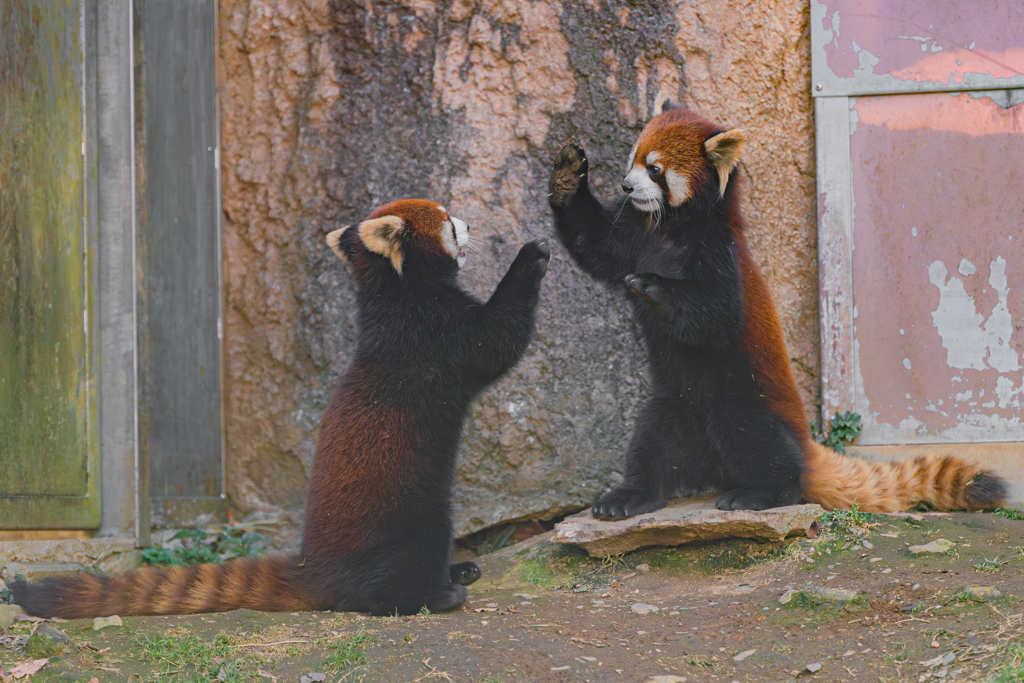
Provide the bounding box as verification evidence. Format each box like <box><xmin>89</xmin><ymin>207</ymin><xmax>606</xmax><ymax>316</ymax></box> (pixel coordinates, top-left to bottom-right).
<box><xmin>2</xmin><ymin>511</ymin><xmax>1022</xmax><ymax>683</ymax></box>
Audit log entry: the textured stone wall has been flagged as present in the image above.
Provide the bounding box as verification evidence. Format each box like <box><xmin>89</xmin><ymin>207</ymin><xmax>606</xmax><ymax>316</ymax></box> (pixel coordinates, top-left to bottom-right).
<box><xmin>217</xmin><ymin>0</ymin><xmax>818</xmax><ymax>547</ymax></box>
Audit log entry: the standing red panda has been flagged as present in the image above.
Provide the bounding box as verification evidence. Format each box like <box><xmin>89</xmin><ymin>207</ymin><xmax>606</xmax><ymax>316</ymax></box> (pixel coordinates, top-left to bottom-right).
<box><xmin>11</xmin><ymin>199</ymin><xmax>551</xmax><ymax>617</ymax></box>
<box><xmin>549</xmin><ymin>101</ymin><xmax>1006</xmax><ymax>517</ymax></box>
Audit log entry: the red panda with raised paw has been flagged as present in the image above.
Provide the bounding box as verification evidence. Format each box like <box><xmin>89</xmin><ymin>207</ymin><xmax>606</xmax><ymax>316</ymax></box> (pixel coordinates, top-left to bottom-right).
<box><xmin>548</xmin><ymin>100</ymin><xmax>1006</xmax><ymax>518</ymax></box>
<box><xmin>11</xmin><ymin>199</ymin><xmax>551</xmax><ymax>617</ymax></box>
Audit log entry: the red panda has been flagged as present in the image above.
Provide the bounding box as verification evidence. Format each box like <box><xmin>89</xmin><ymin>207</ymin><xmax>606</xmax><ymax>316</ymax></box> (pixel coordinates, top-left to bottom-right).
<box><xmin>11</xmin><ymin>199</ymin><xmax>551</xmax><ymax>617</ymax></box>
<box><xmin>548</xmin><ymin>101</ymin><xmax>1006</xmax><ymax>517</ymax></box>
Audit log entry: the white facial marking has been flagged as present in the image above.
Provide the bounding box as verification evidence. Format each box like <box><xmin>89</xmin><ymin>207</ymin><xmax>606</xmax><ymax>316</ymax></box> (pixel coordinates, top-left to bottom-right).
<box><xmin>442</xmin><ymin>216</ymin><xmax>470</xmax><ymax>268</ymax></box>
<box><xmin>623</xmin><ymin>165</ymin><xmax>663</xmax><ymax>213</ymax></box>
<box><xmin>645</xmin><ymin>151</ymin><xmax>661</xmax><ymax>165</ymax></box>
<box><xmin>436</xmin><ymin>205</ymin><xmax>446</xmax><ymax>213</ymax></box>
<box><xmin>626</xmin><ymin>145</ymin><xmax>637</xmax><ymax>172</ymax></box>
<box><xmin>664</xmin><ymin>168</ymin><xmax>690</xmax><ymax>206</ymax></box>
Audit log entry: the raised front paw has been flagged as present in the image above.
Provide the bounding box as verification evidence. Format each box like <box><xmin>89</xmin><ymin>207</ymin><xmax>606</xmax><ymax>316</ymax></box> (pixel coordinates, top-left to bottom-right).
<box><xmin>449</xmin><ymin>561</ymin><xmax>481</xmax><ymax>586</ymax></box>
<box><xmin>510</xmin><ymin>239</ymin><xmax>551</xmax><ymax>279</ymax></box>
<box><xmin>549</xmin><ymin>142</ymin><xmax>589</xmax><ymax>208</ymax></box>
<box><xmin>592</xmin><ymin>487</ymin><xmax>666</xmax><ymax>520</ymax></box>
<box><xmin>624</xmin><ymin>273</ymin><xmax>666</xmax><ymax>313</ymax></box>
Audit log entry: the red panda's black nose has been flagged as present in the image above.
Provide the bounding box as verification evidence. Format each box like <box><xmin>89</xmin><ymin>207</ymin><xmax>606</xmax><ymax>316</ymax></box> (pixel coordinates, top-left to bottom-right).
<box><xmin>621</xmin><ymin>181</ymin><xmax>633</xmax><ymax>194</ymax></box>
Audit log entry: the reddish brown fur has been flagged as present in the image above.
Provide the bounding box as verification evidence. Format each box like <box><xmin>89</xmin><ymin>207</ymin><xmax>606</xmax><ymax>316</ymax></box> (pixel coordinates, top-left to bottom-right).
<box><xmin>12</xmin><ymin>197</ymin><xmax>545</xmax><ymax>618</ymax></box>
<box><xmin>301</xmin><ymin>365</ymin><xmax>418</xmax><ymax>559</ymax></box>
<box><xmin>632</xmin><ymin>109</ymin><xmax>716</xmax><ymax>202</ymax></box>
<box><xmin>368</xmin><ymin>199</ymin><xmax>451</xmax><ymax>260</ymax></box>
<box><xmin>13</xmin><ymin>556</ymin><xmax>314</xmax><ymax>619</ymax></box>
<box><xmin>630</xmin><ymin>108</ymin><xmax>1006</xmax><ymax>513</ymax></box>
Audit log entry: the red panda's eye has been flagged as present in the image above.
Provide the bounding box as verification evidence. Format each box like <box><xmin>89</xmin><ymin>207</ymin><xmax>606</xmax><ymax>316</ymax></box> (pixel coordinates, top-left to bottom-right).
<box><xmin>646</xmin><ymin>164</ymin><xmax>662</xmax><ymax>176</ymax></box>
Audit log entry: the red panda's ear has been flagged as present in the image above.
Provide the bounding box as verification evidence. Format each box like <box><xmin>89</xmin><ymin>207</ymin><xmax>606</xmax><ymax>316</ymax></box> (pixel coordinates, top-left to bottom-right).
<box><xmin>326</xmin><ymin>225</ymin><xmax>355</xmax><ymax>263</ymax></box>
<box><xmin>653</xmin><ymin>90</ymin><xmax>678</xmax><ymax>116</ymax></box>
<box><xmin>358</xmin><ymin>215</ymin><xmax>406</xmax><ymax>275</ymax></box>
<box><xmin>704</xmin><ymin>129</ymin><xmax>746</xmax><ymax>197</ymax></box>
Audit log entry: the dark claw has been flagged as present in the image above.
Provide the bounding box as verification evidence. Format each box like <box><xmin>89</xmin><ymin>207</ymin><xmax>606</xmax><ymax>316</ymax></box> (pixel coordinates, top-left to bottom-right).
<box><xmin>592</xmin><ymin>487</ymin><xmax>666</xmax><ymax>520</ymax></box>
<box><xmin>450</xmin><ymin>561</ymin><xmax>481</xmax><ymax>586</ymax></box>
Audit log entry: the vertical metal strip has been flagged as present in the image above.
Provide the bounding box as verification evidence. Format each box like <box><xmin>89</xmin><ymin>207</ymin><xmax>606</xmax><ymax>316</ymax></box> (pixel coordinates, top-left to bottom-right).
<box><xmin>815</xmin><ymin>95</ymin><xmax>856</xmax><ymax>419</ymax></box>
<box><xmin>213</xmin><ymin>0</ymin><xmax>227</xmax><ymax>505</ymax></box>
<box><xmin>128</xmin><ymin>0</ymin><xmax>144</xmax><ymax>545</ymax></box>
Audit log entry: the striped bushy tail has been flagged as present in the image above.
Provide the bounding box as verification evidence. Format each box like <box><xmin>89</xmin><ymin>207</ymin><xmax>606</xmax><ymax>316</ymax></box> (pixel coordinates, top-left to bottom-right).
<box><xmin>9</xmin><ymin>555</ymin><xmax>316</xmax><ymax>619</ymax></box>
<box><xmin>803</xmin><ymin>442</ymin><xmax>1007</xmax><ymax>513</ymax></box>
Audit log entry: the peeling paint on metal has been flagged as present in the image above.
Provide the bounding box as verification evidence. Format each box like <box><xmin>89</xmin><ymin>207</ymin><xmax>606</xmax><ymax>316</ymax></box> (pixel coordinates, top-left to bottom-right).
<box><xmin>848</xmin><ymin>91</ymin><xmax>1024</xmax><ymax>444</ymax></box>
<box><xmin>811</xmin><ymin>0</ymin><xmax>1024</xmax><ymax>97</ymax></box>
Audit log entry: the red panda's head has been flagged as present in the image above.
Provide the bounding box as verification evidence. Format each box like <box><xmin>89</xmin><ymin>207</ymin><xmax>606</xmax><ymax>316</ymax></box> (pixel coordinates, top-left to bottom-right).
<box><xmin>325</xmin><ymin>199</ymin><xmax>470</xmax><ymax>278</ymax></box>
<box><xmin>622</xmin><ymin>98</ymin><xmax>746</xmax><ymax>214</ymax></box>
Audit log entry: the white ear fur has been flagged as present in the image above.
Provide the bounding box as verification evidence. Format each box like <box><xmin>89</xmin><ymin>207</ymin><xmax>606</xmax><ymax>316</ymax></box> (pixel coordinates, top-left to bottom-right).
<box><xmin>704</xmin><ymin>129</ymin><xmax>746</xmax><ymax>197</ymax></box>
<box><xmin>325</xmin><ymin>226</ymin><xmax>351</xmax><ymax>261</ymax></box>
<box><xmin>653</xmin><ymin>90</ymin><xmax>678</xmax><ymax>116</ymax></box>
<box><xmin>358</xmin><ymin>215</ymin><xmax>405</xmax><ymax>275</ymax></box>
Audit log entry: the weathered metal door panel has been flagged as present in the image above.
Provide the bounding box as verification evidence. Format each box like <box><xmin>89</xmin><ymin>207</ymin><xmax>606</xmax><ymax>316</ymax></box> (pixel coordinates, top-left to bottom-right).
<box><xmin>814</xmin><ymin>0</ymin><xmax>1024</xmax><ymax>506</ymax></box>
<box><xmin>811</xmin><ymin>0</ymin><xmax>1024</xmax><ymax>97</ymax></box>
<box><xmin>136</xmin><ymin>0</ymin><xmax>224</xmax><ymax>525</ymax></box>
<box><xmin>850</xmin><ymin>91</ymin><xmax>1024</xmax><ymax>445</ymax></box>
<box><xmin>0</xmin><ymin>0</ymin><xmax>100</xmax><ymax>527</ymax></box>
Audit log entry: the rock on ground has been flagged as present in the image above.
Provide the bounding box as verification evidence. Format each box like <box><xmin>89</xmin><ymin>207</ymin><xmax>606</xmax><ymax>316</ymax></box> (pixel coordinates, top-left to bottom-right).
<box><xmin>962</xmin><ymin>585</ymin><xmax>1002</xmax><ymax>601</ymax></box>
<box><xmin>907</xmin><ymin>538</ymin><xmax>955</xmax><ymax>556</ymax></box>
<box><xmin>552</xmin><ymin>494</ymin><xmax>823</xmax><ymax>556</ymax></box>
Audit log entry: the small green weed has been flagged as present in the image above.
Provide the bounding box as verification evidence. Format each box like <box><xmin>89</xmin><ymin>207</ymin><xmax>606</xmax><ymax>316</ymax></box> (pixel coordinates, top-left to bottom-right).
<box><xmin>995</xmin><ymin>508</ymin><xmax>1024</xmax><ymax>521</ymax></box>
<box><xmin>819</xmin><ymin>504</ymin><xmax>866</xmax><ymax>532</ymax></box>
<box><xmin>142</xmin><ymin>521</ymin><xmax>269</xmax><ymax>566</ymax></box>
<box><xmin>811</xmin><ymin>411</ymin><xmax>862</xmax><ymax>454</ymax></box>
<box><xmin>417</xmin><ymin>605</ymin><xmax>432</xmax><ymax>616</ymax></box>
<box><xmin>973</xmin><ymin>556</ymin><xmax>1008</xmax><ymax>573</ymax></box>
<box><xmin>327</xmin><ymin>630</ymin><xmax>374</xmax><ymax>668</ymax></box>
<box><xmin>685</xmin><ymin>654</ymin><xmax>717</xmax><ymax>669</ymax></box>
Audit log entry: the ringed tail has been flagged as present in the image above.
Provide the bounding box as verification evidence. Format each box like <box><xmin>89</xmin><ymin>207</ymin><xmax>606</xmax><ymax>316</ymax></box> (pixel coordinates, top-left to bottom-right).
<box><xmin>9</xmin><ymin>555</ymin><xmax>315</xmax><ymax>619</ymax></box>
<box><xmin>803</xmin><ymin>442</ymin><xmax>1007</xmax><ymax>513</ymax></box>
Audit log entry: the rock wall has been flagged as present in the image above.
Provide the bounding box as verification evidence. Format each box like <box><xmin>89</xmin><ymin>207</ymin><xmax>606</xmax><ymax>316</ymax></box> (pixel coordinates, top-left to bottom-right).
<box><xmin>217</xmin><ymin>0</ymin><xmax>818</xmax><ymax>547</ymax></box>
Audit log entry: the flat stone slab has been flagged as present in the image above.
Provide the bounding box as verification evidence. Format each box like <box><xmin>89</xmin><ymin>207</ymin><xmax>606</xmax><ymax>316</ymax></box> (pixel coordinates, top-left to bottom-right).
<box><xmin>551</xmin><ymin>494</ymin><xmax>824</xmax><ymax>557</ymax></box>
<box><xmin>962</xmin><ymin>585</ymin><xmax>1002</xmax><ymax>601</ymax></box>
<box><xmin>907</xmin><ymin>538</ymin><xmax>955</xmax><ymax>556</ymax></box>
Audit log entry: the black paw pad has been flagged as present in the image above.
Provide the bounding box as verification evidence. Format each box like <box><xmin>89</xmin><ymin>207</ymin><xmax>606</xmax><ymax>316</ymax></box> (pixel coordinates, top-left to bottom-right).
<box><xmin>592</xmin><ymin>488</ymin><xmax>665</xmax><ymax>520</ymax></box>
<box><xmin>450</xmin><ymin>561</ymin><xmax>481</xmax><ymax>586</ymax></box>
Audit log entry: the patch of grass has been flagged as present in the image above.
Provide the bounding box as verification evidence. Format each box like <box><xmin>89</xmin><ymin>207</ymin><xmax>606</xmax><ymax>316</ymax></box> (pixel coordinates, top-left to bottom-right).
<box><xmin>973</xmin><ymin>556</ymin><xmax>1008</xmax><ymax>573</ymax></box>
<box><xmin>995</xmin><ymin>508</ymin><xmax>1024</xmax><ymax>521</ymax></box>
<box><xmin>811</xmin><ymin>410</ymin><xmax>862</xmax><ymax>454</ymax></box>
<box><xmin>137</xmin><ymin>631</ymin><xmax>249</xmax><ymax>682</ymax></box>
<box><xmin>818</xmin><ymin>504</ymin><xmax>866</xmax><ymax>534</ymax></box>
<box><xmin>988</xmin><ymin>644</ymin><xmax>1024</xmax><ymax>682</ymax></box>
<box><xmin>327</xmin><ymin>630</ymin><xmax>374</xmax><ymax>669</ymax></box>
<box><xmin>638</xmin><ymin>538</ymin><xmax>795</xmax><ymax>576</ymax></box>
<box><xmin>684</xmin><ymin>654</ymin><xmax>717</xmax><ymax>669</ymax></box>
<box><xmin>142</xmin><ymin>521</ymin><xmax>269</xmax><ymax>566</ymax></box>
<box><xmin>502</xmin><ymin>544</ymin><xmax>592</xmax><ymax>588</ymax></box>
